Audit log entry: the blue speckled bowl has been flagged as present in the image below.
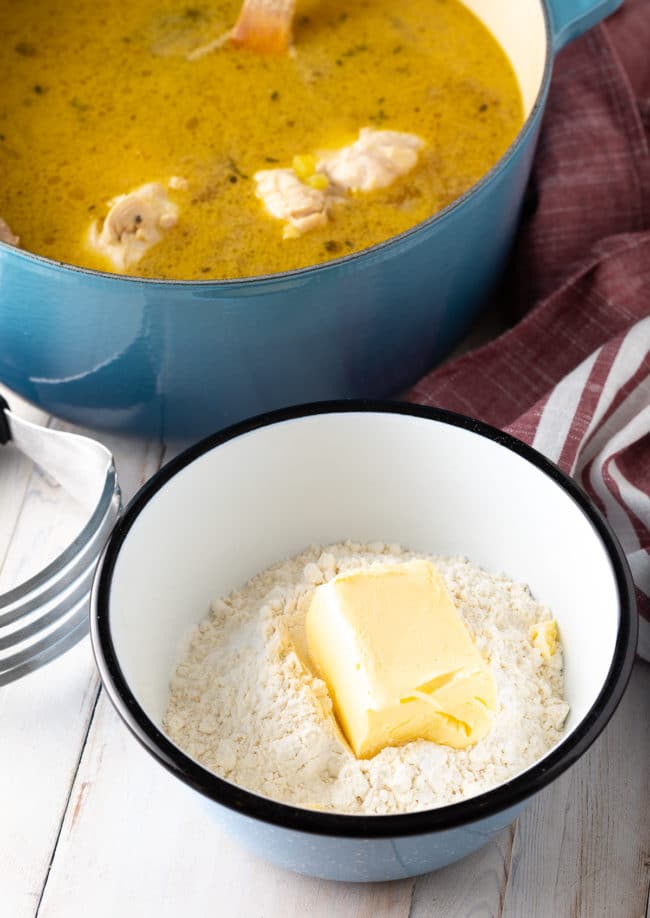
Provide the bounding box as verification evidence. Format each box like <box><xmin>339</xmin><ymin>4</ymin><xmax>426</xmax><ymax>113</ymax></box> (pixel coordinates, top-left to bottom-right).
<box><xmin>0</xmin><ymin>0</ymin><xmax>621</xmax><ymax>439</ymax></box>
<box><xmin>90</xmin><ymin>403</ymin><xmax>636</xmax><ymax>881</ymax></box>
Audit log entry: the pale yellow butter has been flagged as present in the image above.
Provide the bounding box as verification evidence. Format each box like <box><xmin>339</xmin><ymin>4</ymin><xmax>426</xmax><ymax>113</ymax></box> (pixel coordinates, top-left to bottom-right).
<box><xmin>305</xmin><ymin>559</ymin><xmax>497</xmax><ymax>759</ymax></box>
<box><xmin>530</xmin><ymin>620</ymin><xmax>559</xmax><ymax>660</ymax></box>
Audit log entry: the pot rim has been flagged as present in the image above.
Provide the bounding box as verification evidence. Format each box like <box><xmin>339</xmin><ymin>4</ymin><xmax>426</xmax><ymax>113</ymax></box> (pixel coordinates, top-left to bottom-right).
<box><xmin>91</xmin><ymin>400</ymin><xmax>638</xmax><ymax>839</ymax></box>
<box><xmin>0</xmin><ymin>2</ymin><xmax>555</xmax><ymax>288</ymax></box>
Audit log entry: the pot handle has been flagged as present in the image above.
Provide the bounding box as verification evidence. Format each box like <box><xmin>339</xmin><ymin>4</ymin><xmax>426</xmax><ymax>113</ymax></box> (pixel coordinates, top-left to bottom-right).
<box><xmin>547</xmin><ymin>0</ymin><xmax>622</xmax><ymax>52</ymax></box>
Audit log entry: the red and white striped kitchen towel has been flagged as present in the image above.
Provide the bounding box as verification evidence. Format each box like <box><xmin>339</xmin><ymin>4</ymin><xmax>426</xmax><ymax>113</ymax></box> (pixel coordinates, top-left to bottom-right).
<box><xmin>407</xmin><ymin>0</ymin><xmax>650</xmax><ymax>659</ymax></box>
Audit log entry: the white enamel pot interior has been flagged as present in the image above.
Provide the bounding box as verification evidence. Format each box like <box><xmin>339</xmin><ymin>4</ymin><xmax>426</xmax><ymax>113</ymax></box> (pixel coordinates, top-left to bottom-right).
<box><xmin>468</xmin><ymin>0</ymin><xmax>547</xmax><ymax>122</ymax></box>
<box><xmin>91</xmin><ymin>403</ymin><xmax>637</xmax><ymax>877</ymax></box>
<box><xmin>468</xmin><ymin>1</ymin><xmax>622</xmax><ymax>119</ymax></box>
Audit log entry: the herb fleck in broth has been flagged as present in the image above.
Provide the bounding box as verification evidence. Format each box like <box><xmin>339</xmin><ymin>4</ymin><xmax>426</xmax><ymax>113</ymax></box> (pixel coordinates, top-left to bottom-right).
<box><xmin>0</xmin><ymin>0</ymin><xmax>523</xmax><ymax>279</ymax></box>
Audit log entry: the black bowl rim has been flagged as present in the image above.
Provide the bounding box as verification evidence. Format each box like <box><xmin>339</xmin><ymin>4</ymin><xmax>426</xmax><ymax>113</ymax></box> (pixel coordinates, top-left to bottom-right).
<box><xmin>91</xmin><ymin>400</ymin><xmax>638</xmax><ymax>838</ymax></box>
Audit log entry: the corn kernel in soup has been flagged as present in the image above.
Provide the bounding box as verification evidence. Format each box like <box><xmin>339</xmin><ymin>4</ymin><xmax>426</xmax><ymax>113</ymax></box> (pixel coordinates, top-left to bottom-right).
<box><xmin>0</xmin><ymin>0</ymin><xmax>523</xmax><ymax>279</ymax></box>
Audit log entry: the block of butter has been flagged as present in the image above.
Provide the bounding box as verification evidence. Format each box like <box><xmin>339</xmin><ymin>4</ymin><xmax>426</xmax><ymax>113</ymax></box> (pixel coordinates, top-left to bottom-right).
<box><xmin>530</xmin><ymin>619</ymin><xmax>559</xmax><ymax>659</ymax></box>
<box><xmin>305</xmin><ymin>559</ymin><xmax>497</xmax><ymax>759</ymax></box>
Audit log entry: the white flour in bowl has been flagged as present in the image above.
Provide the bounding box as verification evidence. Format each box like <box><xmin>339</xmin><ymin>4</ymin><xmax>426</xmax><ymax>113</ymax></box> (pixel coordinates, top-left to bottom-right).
<box><xmin>163</xmin><ymin>542</ymin><xmax>570</xmax><ymax>815</ymax></box>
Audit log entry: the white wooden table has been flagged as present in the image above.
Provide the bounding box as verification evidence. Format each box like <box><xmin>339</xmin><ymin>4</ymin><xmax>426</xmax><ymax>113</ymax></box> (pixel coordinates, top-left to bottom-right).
<box><xmin>1</xmin><ymin>381</ymin><xmax>649</xmax><ymax>918</ymax></box>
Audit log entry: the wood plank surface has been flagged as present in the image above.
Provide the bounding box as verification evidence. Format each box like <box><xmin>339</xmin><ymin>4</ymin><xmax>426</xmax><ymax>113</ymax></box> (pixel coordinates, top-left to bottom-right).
<box><xmin>0</xmin><ymin>390</ymin><xmax>98</xmax><ymax>918</ymax></box>
<box><xmin>410</xmin><ymin>826</ymin><xmax>514</xmax><ymax>917</ymax></box>
<box><xmin>0</xmin><ymin>385</ymin><xmax>165</xmax><ymax>918</ymax></box>
<box><xmin>501</xmin><ymin>661</ymin><xmax>650</xmax><ymax>918</ymax></box>
<box><xmin>37</xmin><ymin>693</ymin><xmax>417</xmax><ymax>918</ymax></box>
<box><xmin>0</xmin><ymin>644</ymin><xmax>99</xmax><ymax>918</ymax></box>
<box><xmin>35</xmin><ymin>663</ymin><xmax>650</xmax><ymax>917</ymax></box>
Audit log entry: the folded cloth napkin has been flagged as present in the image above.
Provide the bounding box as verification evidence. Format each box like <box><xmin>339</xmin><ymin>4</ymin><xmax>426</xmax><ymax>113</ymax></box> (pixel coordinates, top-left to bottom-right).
<box><xmin>406</xmin><ymin>0</ymin><xmax>650</xmax><ymax>660</ymax></box>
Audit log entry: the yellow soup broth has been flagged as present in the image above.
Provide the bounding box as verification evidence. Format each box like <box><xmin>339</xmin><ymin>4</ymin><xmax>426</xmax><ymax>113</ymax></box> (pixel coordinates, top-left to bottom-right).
<box><xmin>0</xmin><ymin>0</ymin><xmax>523</xmax><ymax>279</ymax></box>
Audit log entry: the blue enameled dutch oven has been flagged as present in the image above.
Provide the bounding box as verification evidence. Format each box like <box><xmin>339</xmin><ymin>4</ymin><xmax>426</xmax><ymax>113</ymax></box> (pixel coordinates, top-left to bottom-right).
<box><xmin>0</xmin><ymin>0</ymin><xmax>622</xmax><ymax>438</ymax></box>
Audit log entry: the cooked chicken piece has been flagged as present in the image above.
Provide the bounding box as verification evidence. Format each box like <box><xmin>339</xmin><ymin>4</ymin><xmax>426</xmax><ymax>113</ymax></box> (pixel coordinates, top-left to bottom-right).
<box><xmin>88</xmin><ymin>182</ymin><xmax>179</xmax><ymax>270</ymax></box>
<box><xmin>254</xmin><ymin>168</ymin><xmax>330</xmax><ymax>237</ymax></box>
<box><xmin>255</xmin><ymin>128</ymin><xmax>424</xmax><ymax>238</ymax></box>
<box><xmin>0</xmin><ymin>217</ymin><xmax>20</xmax><ymax>247</ymax></box>
<box><xmin>317</xmin><ymin>128</ymin><xmax>425</xmax><ymax>193</ymax></box>
<box><xmin>230</xmin><ymin>0</ymin><xmax>296</xmax><ymax>54</ymax></box>
<box><xmin>188</xmin><ymin>0</ymin><xmax>296</xmax><ymax>60</ymax></box>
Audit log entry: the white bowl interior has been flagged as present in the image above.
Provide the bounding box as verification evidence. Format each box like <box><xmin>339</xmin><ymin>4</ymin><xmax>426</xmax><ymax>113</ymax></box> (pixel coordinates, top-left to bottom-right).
<box><xmin>467</xmin><ymin>0</ymin><xmax>547</xmax><ymax>116</ymax></box>
<box><xmin>109</xmin><ymin>411</ymin><xmax>619</xmax><ymax>761</ymax></box>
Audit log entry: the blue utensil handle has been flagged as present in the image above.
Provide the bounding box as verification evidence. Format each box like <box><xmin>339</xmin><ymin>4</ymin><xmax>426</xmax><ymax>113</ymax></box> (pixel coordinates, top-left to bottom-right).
<box><xmin>547</xmin><ymin>0</ymin><xmax>623</xmax><ymax>51</ymax></box>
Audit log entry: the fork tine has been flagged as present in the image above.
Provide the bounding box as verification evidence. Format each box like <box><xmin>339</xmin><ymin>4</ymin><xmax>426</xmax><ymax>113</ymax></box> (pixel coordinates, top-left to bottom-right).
<box><xmin>0</xmin><ymin>398</ymin><xmax>121</xmax><ymax>684</ymax></box>
<box><xmin>0</xmin><ymin>593</ymin><xmax>90</xmax><ymax>685</ymax></box>
<box><xmin>0</xmin><ymin>564</ymin><xmax>95</xmax><ymax>650</ymax></box>
<box><xmin>0</xmin><ymin>472</ymin><xmax>119</xmax><ymax>628</ymax></box>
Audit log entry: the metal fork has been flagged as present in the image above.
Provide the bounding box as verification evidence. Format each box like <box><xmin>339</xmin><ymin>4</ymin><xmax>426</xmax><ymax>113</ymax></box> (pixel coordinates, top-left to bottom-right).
<box><xmin>0</xmin><ymin>396</ymin><xmax>121</xmax><ymax>685</ymax></box>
